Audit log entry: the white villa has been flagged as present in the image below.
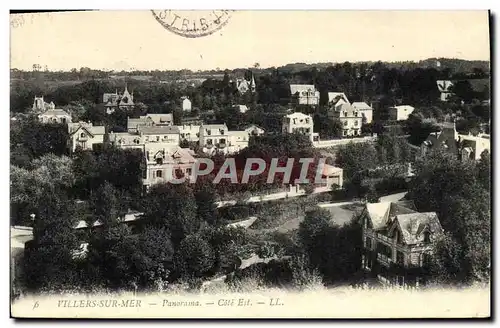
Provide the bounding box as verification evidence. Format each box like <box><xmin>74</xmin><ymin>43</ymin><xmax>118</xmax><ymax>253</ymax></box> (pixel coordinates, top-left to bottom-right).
<box><xmin>352</xmin><ymin>102</ymin><xmax>374</xmax><ymax>124</ymax></box>
<box><xmin>68</xmin><ymin>122</ymin><xmax>105</xmax><ymax>152</ymax></box>
<box><xmin>282</xmin><ymin>112</ymin><xmax>316</xmax><ymax>142</ymax></box>
<box><xmin>38</xmin><ymin>108</ymin><xmax>72</xmax><ymax>124</ymax></box>
<box><xmin>389</xmin><ymin>105</ymin><xmax>415</xmax><ymax>121</ymax></box>
<box><xmin>290</xmin><ymin>84</ymin><xmax>320</xmax><ymax>106</ymax></box>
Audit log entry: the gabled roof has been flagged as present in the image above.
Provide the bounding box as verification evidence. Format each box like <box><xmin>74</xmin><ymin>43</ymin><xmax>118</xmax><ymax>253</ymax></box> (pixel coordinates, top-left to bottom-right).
<box><xmin>141</xmin><ymin>113</ymin><xmax>173</xmax><ymax>124</ymax></box>
<box><xmin>285</xmin><ymin>112</ymin><xmax>312</xmax><ymax>119</ymax></box>
<box><xmin>422</xmin><ymin>123</ymin><xmax>458</xmax><ymax>154</ymax></box>
<box><xmin>336</xmin><ymin>103</ymin><xmax>358</xmax><ymax>116</ymax></box>
<box><xmin>365</xmin><ymin>201</ymin><xmax>417</xmax><ymax>230</ymax></box>
<box><xmin>351</xmin><ymin>102</ymin><xmax>373</xmax><ymax>111</ymax></box>
<box><xmin>138</xmin><ymin>126</ymin><xmax>180</xmax><ymax>135</ymax></box>
<box><xmin>391</xmin><ymin>105</ymin><xmax>415</xmax><ymax>112</ymax></box>
<box><xmin>391</xmin><ymin>212</ymin><xmax>443</xmax><ymax>245</ymax></box>
<box><xmin>39</xmin><ymin>109</ymin><xmax>71</xmax><ymax>117</ymax></box>
<box><xmin>436</xmin><ymin>80</ymin><xmax>454</xmax><ymax>92</ymax></box>
<box><xmin>68</xmin><ymin>122</ymin><xmax>105</xmax><ymax>136</ymax></box>
<box><xmin>244</xmin><ymin>124</ymin><xmax>265</xmax><ymax>131</ymax></box>
<box><xmin>201</xmin><ymin>124</ymin><xmax>228</xmax><ymax>130</ymax></box>
<box><xmin>328</xmin><ymin>92</ymin><xmax>349</xmax><ymax>104</ymax></box>
<box><xmin>322</xmin><ymin>164</ymin><xmax>343</xmax><ymax>176</ymax></box>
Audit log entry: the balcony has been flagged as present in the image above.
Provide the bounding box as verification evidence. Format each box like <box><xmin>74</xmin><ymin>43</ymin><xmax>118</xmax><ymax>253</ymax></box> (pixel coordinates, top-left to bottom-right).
<box><xmin>377</xmin><ymin>233</ymin><xmax>394</xmax><ymax>245</ymax></box>
<box><xmin>377</xmin><ymin>253</ymin><xmax>392</xmax><ymax>267</ymax></box>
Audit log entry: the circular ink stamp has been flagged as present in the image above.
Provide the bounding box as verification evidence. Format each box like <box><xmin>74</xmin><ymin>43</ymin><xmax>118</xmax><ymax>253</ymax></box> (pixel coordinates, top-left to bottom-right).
<box><xmin>151</xmin><ymin>10</ymin><xmax>233</xmax><ymax>38</ymax></box>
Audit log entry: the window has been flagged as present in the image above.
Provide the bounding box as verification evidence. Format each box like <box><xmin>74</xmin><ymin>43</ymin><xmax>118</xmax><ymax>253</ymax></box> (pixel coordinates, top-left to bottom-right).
<box><xmin>365</xmin><ymin>237</ymin><xmax>372</xmax><ymax>249</ymax></box>
<box><xmin>344</xmin><ymin>112</ymin><xmax>348</xmax><ymax>117</ymax></box>
<box><xmin>377</xmin><ymin>243</ymin><xmax>392</xmax><ymax>258</ymax></box>
<box><xmin>354</xmin><ymin>121</ymin><xmax>358</xmax><ymax>126</ymax></box>
<box><xmin>156</xmin><ymin>158</ymin><xmax>163</xmax><ymax>165</ymax></box>
<box><xmin>397</xmin><ymin>251</ymin><xmax>404</xmax><ymax>265</ymax></box>
<box><xmin>423</xmin><ymin>231</ymin><xmax>431</xmax><ymax>243</ymax></box>
<box><xmin>343</xmin><ymin>130</ymin><xmax>347</xmax><ymax>136</ymax></box>
<box><xmin>80</xmin><ymin>132</ymin><xmax>85</xmax><ymax>138</ymax></box>
<box><xmin>207</xmin><ymin>130</ymin><xmax>211</xmax><ymax>135</ymax></box>
<box><xmin>156</xmin><ymin>170</ymin><xmax>162</xmax><ymax>178</ymax></box>
<box><xmin>207</xmin><ymin>139</ymin><xmax>213</xmax><ymax>145</ymax></box>
<box><xmin>305</xmin><ymin>128</ymin><xmax>310</xmax><ymax>133</ymax></box>
<box><xmin>186</xmin><ymin>168</ymin><xmax>192</xmax><ymax>175</ymax></box>
<box><xmin>305</xmin><ymin>118</ymin><xmax>310</xmax><ymax>124</ymax></box>
<box><xmin>220</xmin><ymin>129</ymin><xmax>225</xmax><ymax>135</ymax></box>
<box><xmin>343</xmin><ymin>121</ymin><xmax>348</xmax><ymax>126</ymax></box>
<box><xmin>220</xmin><ymin>138</ymin><xmax>226</xmax><ymax>144</ymax></box>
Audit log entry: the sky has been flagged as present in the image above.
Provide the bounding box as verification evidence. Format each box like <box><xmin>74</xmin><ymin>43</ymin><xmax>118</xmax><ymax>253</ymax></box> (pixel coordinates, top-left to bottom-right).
<box><xmin>9</xmin><ymin>10</ymin><xmax>490</xmax><ymax>71</ymax></box>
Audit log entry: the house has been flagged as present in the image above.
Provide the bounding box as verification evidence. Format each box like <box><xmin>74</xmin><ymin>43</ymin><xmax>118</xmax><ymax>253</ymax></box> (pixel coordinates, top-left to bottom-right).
<box><xmin>420</xmin><ymin>122</ymin><xmax>459</xmax><ymax>158</ymax></box>
<box><xmin>244</xmin><ymin>124</ymin><xmax>265</xmax><ymax>137</ymax></box>
<box><xmin>436</xmin><ymin>80</ymin><xmax>454</xmax><ymax>102</ymax></box>
<box><xmin>360</xmin><ymin>200</ymin><xmax>444</xmax><ymax>287</ymax></box>
<box><xmin>328</xmin><ymin>103</ymin><xmax>362</xmax><ymax>137</ymax></box>
<box><xmin>141</xmin><ymin>114</ymin><xmax>174</xmax><ymax>126</ymax></box>
<box><xmin>233</xmin><ymin>104</ymin><xmax>249</xmax><ymax>113</ymax></box>
<box><xmin>420</xmin><ymin>122</ymin><xmax>490</xmax><ymax>161</ymax></box>
<box><xmin>103</xmin><ymin>84</ymin><xmax>135</xmax><ymax>114</ymax></box>
<box><xmin>235</xmin><ymin>73</ymin><xmax>256</xmax><ymax>94</ymax></box>
<box><xmin>181</xmin><ymin>115</ymin><xmax>204</xmax><ymax>126</ymax></box>
<box><xmin>328</xmin><ymin>92</ymin><xmax>350</xmax><ymax>109</ymax></box>
<box><xmin>38</xmin><ymin>109</ymin><xmax>72</xmax><ymax>124</ymax></box>
<box><xmin>32</xmin><ymin>96</ymin><xmax>55</xmax><ymax>113</ymax></box>
<box><xmin>290</xmin><ymin>84</ymin><xmax>320</xmax><ymax>106</ymax></box>
<box><xmin>459</xmin><ymin>133</ymin><xmax>490</xmax><ymax>161</ymax></box>
<box><xmin>68</xmin><ymin>122</ymin><xmax>106</xmax><ymax>152</ymax></box>
<box><xmin>199</xmin><ymin>124</ymin><xmax>230</xmax><ymax>151</ymax></box>
<box><xmin>389</xmin><ymin>105</ymin><xmax>415</xmax><ymax>121</ymax></box>
<box><xmin>227</xmin><ymin>131</ymin><xmax>250</xmax><ymax>154</ymax></box>
<box><xmin>127</xmin><ymin>114</ymin><xmax>174</xmax><ymax>132</ymax></box>
<box><xmin>200</xmin><ymin>110</ymin><xmax>217</xmax><ymax>124</ymax></box>
<box><xmin>319</xmin><ymin>164</ymin><xmax>344</xmax><ymax>189</ymax></box>
<box><xmin>351</xmin><ymin>102</ymin><xmax>374</xmax><ymax>124</ymax></box>
<box><xmin>178</xmin><ymin>124</ymin><xmax>201</xmax><ymax>142</ymax></box>
<box><xmin>143</xmin><ymin>147</ymin><xmax>197</xmax><ymax>190</ymax></box>
<box><xmin>282</xmin><ymin>112</ymin><xmax>314</xmax><ymax>142</ymax></box>
<box><xmin>181</xmin><ymin>96</ymin><xmax>192</xmax><ymax>112</ymax></box>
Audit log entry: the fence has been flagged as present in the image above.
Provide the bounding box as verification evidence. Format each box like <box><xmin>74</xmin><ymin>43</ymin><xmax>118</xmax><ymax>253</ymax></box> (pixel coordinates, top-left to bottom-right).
<box><xmin>313</xmin><ymin>136</ymin><xmax>377</xmax><ymax>149</ymax></box>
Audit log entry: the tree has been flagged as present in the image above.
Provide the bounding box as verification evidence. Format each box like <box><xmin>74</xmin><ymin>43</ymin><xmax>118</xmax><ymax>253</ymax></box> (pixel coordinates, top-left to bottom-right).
<box><xmin>335</xmin><ymin>142</ymin><xmax>379</xmax><ymax>180</ymax></box>
<box><xmin>298</xmin><ymin>208</ymin><xmax>332</xmax><ymax>254</ymax></box>
<box><xmin>476</xmin><ymin>150</ymin><xmax>490</xmax><ymax>191</ymax></box>
<box><xmin>409</xmin><ymin>149</ymin><xmax>490</xmax><ymax>284</ymax></box>
<box><xmin>194</xmin><ymin>184</ymin><xmax>219</xmax><ymax>225</ymax></box>
<box><xmin>24</xmin><ymin>190</ymin><xmax>81</xmax><ymax>291</ymax></box>
<box><xmin>142</xmin><ymin>183</ymin><xmax>199</xmax><ymax>246</ymax></box>
<box><xmin>175</xmin><ymin>234</ymin><xmax>215</xmax><ymax>279</ymax></box>
<box><xmin>89</xmin><ymin>181</ymin><xmax>125</xmax><ymax>226</ymax></box>
<box><xmin>11</xmin><ymin>154</ymin><xmax>75</xmax><ymax>225</ymax></box>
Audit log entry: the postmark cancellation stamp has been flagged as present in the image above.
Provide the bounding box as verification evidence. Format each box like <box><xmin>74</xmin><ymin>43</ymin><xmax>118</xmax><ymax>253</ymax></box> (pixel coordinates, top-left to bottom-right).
<box><xmin>151</xmin><ymin>10</ymin><xmax>233</xmax><ymax>38</ymax></box>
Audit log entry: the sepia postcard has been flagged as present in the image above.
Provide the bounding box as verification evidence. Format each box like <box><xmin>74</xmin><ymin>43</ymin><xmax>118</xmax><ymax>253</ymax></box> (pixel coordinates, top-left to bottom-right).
<box><xmin>10</xmin><ymin>10</ymin><xmax>491</xmax><ymax>319</ymax></box>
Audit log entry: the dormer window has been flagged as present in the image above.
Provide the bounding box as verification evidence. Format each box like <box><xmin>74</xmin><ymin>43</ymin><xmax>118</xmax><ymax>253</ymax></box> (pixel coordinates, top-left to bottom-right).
<box><xmin>220</xmin><ymin>129</ymin><xmax>225</xmax><ymax>135</ymax></box>
<box><xmin>207</xmin><ymin>130</ymin><xmax>211</xmax><ymax>135</ymax></box>
<box><xmin>156</xmin><ymin>158</ymin><xmax>163</xmax><ymax>165</ymax></box>
<box><xmin>423</xmin><ymin>231</ymin><xmax>431</xmax><ymax>243</ymax></box>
